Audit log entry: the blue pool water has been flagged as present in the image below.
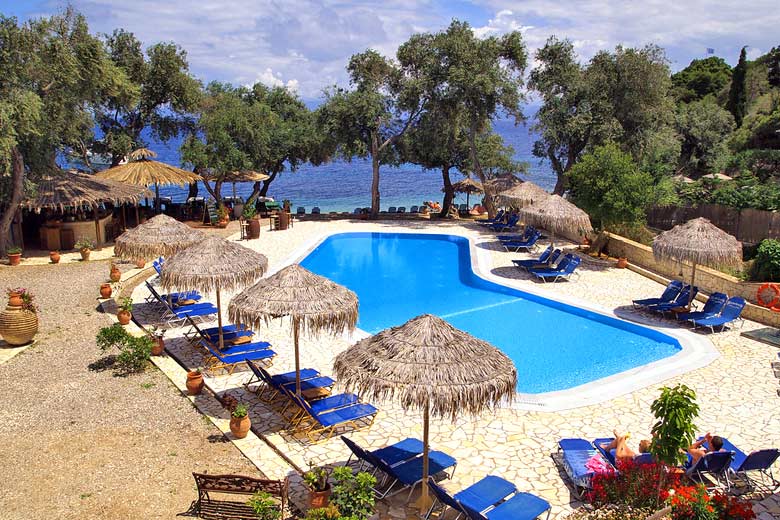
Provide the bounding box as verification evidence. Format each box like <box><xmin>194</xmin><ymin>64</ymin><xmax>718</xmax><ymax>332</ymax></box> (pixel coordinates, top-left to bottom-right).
<box><xmin>300</xmin><ymin>232</ymin><xmax>682</xmax><ymax>394</ymax></box>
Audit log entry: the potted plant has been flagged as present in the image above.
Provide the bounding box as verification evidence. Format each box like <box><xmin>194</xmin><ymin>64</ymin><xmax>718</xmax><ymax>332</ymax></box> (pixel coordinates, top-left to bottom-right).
<box><xmin>109</xmin><ymin>263</ymin><xmax>121</xmax><ymax>282</ymax></box>
<box><xmin>330</xmin><ymin>467</ymin><xmax>376</xmax><ymax>520</ymax></box>
<box><xmin>282</xmin><ymin>199</ymin><xmax>292</xmax><ymax>213</ymax></box>
<box><xmin>304</xmin><ymin>467</ymin><xmax>331</xmax><ymax>509</ymax></box>
<box><xmin>616</xmin><ymin>256</ymin><xmax>628</xmax><ymax>268</ymax></box>
<box><xmin>135</xmin><ymin>259</ymin><xmax>146</xmax><ymax>268</ymax></box>
<box><xmin>186</xmin><ymin>367</ymin><xmax>204</xmax><ymax>395</ymax></box>
<box><xmin>0</xmin><ymin>287</ymin><xmax>39</xmax><ymax>345</ymax></box>
<box><xmin>117</xmin><ymin>296</ymin><xmax>133</xmax><ymax>325</ymax></box>
<box><xmin>243</xmin><ymin>204</ymin><xmax>261</xmax><ymax>239</ymax></box>
<box><xmin>229</xmin><ymin>403</ymin><xmax>251</xmax><ymax>439</ymax></box>
<box><xmin>49</xmin><ymin>250</ymin><xmax>60</xmax><ymax>264</ymax></box>
<box><xmin>216</xmin><ymin>205</ymin><xmax>229</xmax><ymax>227</ymax></box>
<box><xmin>75</xmin><ymin>237</ymin><xmax>95</xmax><ymax>261</ymax></box>
<box><xmin>99</xmin><ymin>283</ymin><xmax>113</xmax><ymax>299</ymax></box>
<box><xmin>6</xmin><ymin>246</ymin><xmax>22</xmax><ymax>266</ymax></box>
<box><xmin>148</xmin><ymin>326</ymin><xmax>165</xmax><ymax>356</ymax></box>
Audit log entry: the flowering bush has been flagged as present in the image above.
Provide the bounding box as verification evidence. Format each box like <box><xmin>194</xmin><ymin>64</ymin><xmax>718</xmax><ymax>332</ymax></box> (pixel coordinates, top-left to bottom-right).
<box><xmin>670</xmin><ymin>485</ymin><xmax>755</xmax><ymax>520</ymax></box>
<box><xmin>6</xmin><ymin>287</ymin><xmax>38</xmax><ymax>314</ymax></box>
<box><xmin>588</xmin><ymin>460</ymin><xmax>676</xmax><ymax>510</ymax></box>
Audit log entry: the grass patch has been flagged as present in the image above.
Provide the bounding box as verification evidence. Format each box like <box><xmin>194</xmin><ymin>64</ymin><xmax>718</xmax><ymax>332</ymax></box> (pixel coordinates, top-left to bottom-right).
<box><xmin>140</xmin><ymin>382</ymin><xmax>156</xmax><ymax>389</ymax></box>
<box><xmin>79</xmin><ymin>493</ymin><xmax>92</xmax><ymax>500</ymax></box>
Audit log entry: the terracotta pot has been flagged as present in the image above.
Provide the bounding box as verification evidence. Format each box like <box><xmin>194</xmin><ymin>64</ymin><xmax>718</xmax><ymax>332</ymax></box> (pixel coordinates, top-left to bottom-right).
<box><xmin>309</xmin><ymin>485</ymin><xmax>331</xmax><ymax>509</ymax></box>
<box><xmin>217</xmin><ymin>217</ymin><xmax>229</xmax><ymax>228</ymax></box>
<box><xmin>186</xmin><ymin>371</ymin><xmax>204</xmax><ymax>395</ymax></box>
<box><xmin>0</xmin><ymin>298</ymin><xmax>38</xmax><ymax>345</ymax></box>
<box><xmin>582</xmin><ymin>237</ymin><xmax>592</xmax><ymax>246</ymax></box>
<box><xmin>616</xmin><ymin>257</ymin><xmax>628</xmax><ymax>269</ymax></box>
<box><xmin>109</xmin><ymin>265</ymin><xmax>121</xmax><ymax>282</ymax></box>
<box><xmin>80</xmin><ymin>249</ymin><xmax>91</xmax><ymax>261</ymax></box>
<box><xmin>278</xmin><ymin>211</ymin><xmax>289</xmax><ymax>230</ymax></box>
<box><xmin>8</xmin><ymin>292</ymin><xmax>23</xmax><ymax>307</ymax></box>
<box><xmin>229</xmin><ymin>414</ymin><xmax>251</xmax><ymax>439</ymax></box>
<box><xmin>151</xmin><ymin>336</ymin><xmax>165</xmax><ymax>356</ymax></box>
<box><xmin>49</xmin><ymin>251</ymin><xmax>60</xmax><ymax>264</ymax></box>
<box><xmin>7</xmin><ymin>253</ymin><xmax>21</xmax><ymax>266</ymax></box>
<box><xmin>248</xmin><ymin>218</ymin><xmax>261</xmax><ymax>239</ymax></box>
<box><xmin>117</xmin><ymin>309</ymin><xmax>132</xmax><ymax>325</ymax></box>
<box><xmin>135</xmin><ymin>259</ymin><xmax>146</xmax><ymax>268</ymax></box>
<box><xmin>99</xmin><ymin>283</ymin><xmax>112</xmax><ymax>299</ymax></box>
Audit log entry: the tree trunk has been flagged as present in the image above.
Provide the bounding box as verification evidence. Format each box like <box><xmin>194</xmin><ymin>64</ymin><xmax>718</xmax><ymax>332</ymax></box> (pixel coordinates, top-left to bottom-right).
<box><xmin>187</xmin><ymin>181</ymin><xmax>198</xmax><ymax>200</ymax></box>
<box><xmin>440</xmin><ymin>165</ymin><xmax>454</xmax><ymax>218</ymax></box>
<box><xmin>552</xmin><ymin>175</ymin><xmax>567</xmax><ymax>195</ymax></box>
<box><xmin>202</xmin><ymin>179</ymin><xmax>224</xmax><ymax>208</ymax></box>
<box><xmin>370</xmin><ymin>132</ymin><xmax>381</xmax><ymax>217</ymax></box>
<box><xmin>468</xmin><ymin>123</ymin><xmax>497</xmax><ymax>218</ymax></box>
<box><xmin>0</xmin><ymin>147</ymin><xmax>25</xmax><ymax>256</ymax></box>
<box><xmin>259</xmin><ymin>171</ymin><xmax>278</xmax><ymax>198</ymax></box>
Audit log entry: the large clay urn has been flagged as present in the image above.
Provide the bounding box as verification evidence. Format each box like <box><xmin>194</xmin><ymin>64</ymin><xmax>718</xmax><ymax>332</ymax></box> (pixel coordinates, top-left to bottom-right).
<box><xmin>0</xmin><ymin>293</ymin><xmax>38</xmax><ymax>345</ymax></box>
<box><xmin>248</xmin><ymin>218</ymin><xmax>261</xmax><ymax>239</ymax></box>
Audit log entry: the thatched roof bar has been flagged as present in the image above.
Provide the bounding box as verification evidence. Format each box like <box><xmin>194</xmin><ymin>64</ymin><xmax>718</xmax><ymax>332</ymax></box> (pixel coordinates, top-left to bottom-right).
<box><xmin>21</xmin><ymin>171</ymin><xmax>151</xmax><ymax>212</ymax></box>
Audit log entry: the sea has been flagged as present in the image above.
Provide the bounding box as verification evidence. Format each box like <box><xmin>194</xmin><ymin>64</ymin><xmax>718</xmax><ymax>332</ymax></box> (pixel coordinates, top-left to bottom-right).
<box><xmin>113</xmin><ymin>114</ymin><xmax>555</xmax><ymax>213</ymax></box>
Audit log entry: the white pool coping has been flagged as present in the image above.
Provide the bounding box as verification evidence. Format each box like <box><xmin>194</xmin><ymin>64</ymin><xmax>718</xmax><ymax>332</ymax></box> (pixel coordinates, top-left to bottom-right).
<box><xmin>277</xmin><ymin>226</ymin><xmax>720</xmax><ymax>412</ymax></box>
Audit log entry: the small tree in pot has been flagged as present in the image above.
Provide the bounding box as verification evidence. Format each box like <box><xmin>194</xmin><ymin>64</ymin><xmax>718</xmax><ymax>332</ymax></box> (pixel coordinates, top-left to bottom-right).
<box><xmin>243</xmin><ymin>204</ymin><xmax>261</xmax><ymax>239</ymax></box>
<box><xmin>75</xmin><ymin>237</ymin><xmax>95</xmax><ymax>261</ymax></box>
<box><xmin>304</xmin><ymin>466</ymin><xmax>331</xmax><ymax>509</ymax></box>
<box><xmin>186</xmin><ymin>367</ymin><xmax>204</xmax><ymax>395</ymax></box>
<box><xmin>6</xmin><ymin>246</ymin><xmax>22</xmax><ymax>266</ymax></box>
<box><xmin>148</xmin><ymin>326</ymin><xmax>165</xmax><ymax>355</ymax></box>
<box><xmin>229</xmin><ymin>403</ymin><xmax>251</xmax><ymax>438</ymax></box>
<box><xmin>117</xmin><ymin>297</ymin><xmax>133</xmax><ymax>325</ymax></box>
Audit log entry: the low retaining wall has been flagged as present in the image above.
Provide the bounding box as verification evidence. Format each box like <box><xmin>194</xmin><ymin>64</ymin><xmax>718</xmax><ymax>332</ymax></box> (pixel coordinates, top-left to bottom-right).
<box><xmin>605</xmin><ymin>232</ymin><xmax>780</xmax><ymax>328</ymax></box>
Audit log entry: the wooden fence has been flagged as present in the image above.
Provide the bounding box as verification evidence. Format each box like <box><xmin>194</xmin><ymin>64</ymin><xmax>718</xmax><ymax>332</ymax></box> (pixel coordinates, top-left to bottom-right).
<box><xmin>646</xmin><ymin>204</ymin><xmax>780</xmax><ymax>243</ymax></box>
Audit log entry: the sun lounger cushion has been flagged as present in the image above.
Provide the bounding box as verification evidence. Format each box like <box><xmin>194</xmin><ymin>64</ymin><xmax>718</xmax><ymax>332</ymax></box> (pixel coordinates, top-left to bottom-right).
<box><xmin>454</xmin><ymin>475</ymin><xmax>517</xmax><ymax>514</ymax></box>
<box><xmin>390</xmin><ymin>450</ymin><xmax>457</xmax><ymax>485</ymax></box>
<box><xmin>373</xmin><ymin>438</ymin><xmax>425</xmax><ymax>466</ymax></box>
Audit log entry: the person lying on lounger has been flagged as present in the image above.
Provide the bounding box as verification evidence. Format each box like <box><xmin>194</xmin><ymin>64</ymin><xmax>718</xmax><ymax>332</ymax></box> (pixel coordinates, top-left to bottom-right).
<box><xmin>687</xmin><ymin>432</ymin><xmax>724</xmax><ymax>465</ymax></box>
<box><xmin>600</xmin><ymin>431</ymin><xmax>651</xmax><ymax>463</ymax></box>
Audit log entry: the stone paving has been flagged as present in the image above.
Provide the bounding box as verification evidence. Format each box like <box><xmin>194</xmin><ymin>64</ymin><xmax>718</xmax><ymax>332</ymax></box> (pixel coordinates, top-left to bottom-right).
<box><xmin>129</xmin><ymin>218</ymin><xmax>780</xmax><ymax>519</ymax></box>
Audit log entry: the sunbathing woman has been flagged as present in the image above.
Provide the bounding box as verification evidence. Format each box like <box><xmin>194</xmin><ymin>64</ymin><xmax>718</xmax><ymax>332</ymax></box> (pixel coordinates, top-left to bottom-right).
<box><xmin>600</xmin><ymin>431</ymin><xmax>651</xmax><ymax>464</ymax></box>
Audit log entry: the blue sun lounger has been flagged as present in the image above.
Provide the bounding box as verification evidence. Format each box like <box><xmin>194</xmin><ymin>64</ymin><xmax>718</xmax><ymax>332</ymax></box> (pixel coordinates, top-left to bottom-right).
<box><xmin>286</xmin><ymin>391</ymin><xmax>378</xmax><ymax>443</ymax></box>
<box><xmin>557</xmin><ymin>439</ymin><xmax>613</xmax><ymax>498</ymax></box>
<box><xmin>513</xmin><ymin>246</ymin><xmax>559</xmax><ymax>271</ymax></box>
<box><xmin>676</xmin><ymin>292</ymin><xmax>728</xmax><ymax>322</ymax></box>
<box><xmin>501</xmin><ymin>230</ymin><xmax>541</xmax><ymax>252</ymax></box>
<box><xmin>592</xmin><ymin>437</ymin><xmax>654</xmax><ymax>468</ymax></box>
<box><xmin>529</xmin><ymin>254</ymin><xmax>581</xmax><ymax>282</ymax></box>
<box><xmin>497</xmin><ymin>225</ymin><xmax>537</xmax><ymax>243</ymax></box>
<box><xmin>632</xmin><ymin>280</ymin><xmax>683</xmax><ymax>309</ymax></box>
<box><xmin>245</xmin><ymin>360</ymin><xmax>334</xmax><ymax>404</ymax></box>
<box><xmin>201</xmin><ymin>340</ymin><xmax>276</xmax><ymax>375</ymax></box>
<box><xmin>184</xmin><ymin>315</ymin><xmax>255</xmax><ymax>344</ymax></box>
<box><xmin>458</xmin><ymin>488</ymin><xmax>551</xmax><ymax>520</ymax></box>
<box><xmin>705</xmin><ymin>437</ymin><xmax>780</xmax><ymax>491</ymax></box>
<box><xmin>489</xmin><ymin>214</ymin><xmax>519</xmax><ymax>232</ymax></box>
<box><xmin>690</xmin><ymin>297</ymin><xmax>746</xmax><ymax>332</ymax></box>
<box><xmin>646</xmin><ymin>285</ymin><xmax>698</xmax><ymax>314</ymax></box>
<box><xmin>342</xmin><ymin>436</ymin><xmax>427</xmax><ymax>471</ymax></box>
<box><xmin>686</xmin><ymin>451</ymin><xmax>734</xmax><ymax>490</ymax></box>
<box><xmin>144</xmin><ymin>280</ymin><xmax>202</xmax><ymax>306</ymax></box>
<box><xmin>426</xmin><ymin>476</ymin><xmax>519</xmax><ymax>520</ymax></box>
<box><xmin>476</xmin><ymin>209</ymin><xmax>505</xmax><ymax>226</ymax></box>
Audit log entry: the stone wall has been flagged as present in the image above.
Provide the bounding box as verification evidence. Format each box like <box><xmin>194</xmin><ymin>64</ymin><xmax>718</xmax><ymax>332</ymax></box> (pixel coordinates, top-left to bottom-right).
<box><xmin>605</xmin><ymin>232</ymin><xmax>780</xmax><ymax>327</ymax></box>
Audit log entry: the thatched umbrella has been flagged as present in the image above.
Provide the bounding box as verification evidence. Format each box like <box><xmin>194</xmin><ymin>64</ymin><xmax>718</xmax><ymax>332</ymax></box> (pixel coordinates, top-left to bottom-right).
<box><xmin>114</xmin><ymin>214</ymin><xmax>204</xmax><ymax>262</ymax></box>
<box><xmin>448</xmin><ymin>178</ymin><xmax>483</xmax><ymax>207</ymax></box>
<box><xmin>701</xmin><ymin>172</ymin><xmax>733</xmax><ymax>181</ymax></box>
<box><xmin>21</xmin><ymin>170</ymin><xmax>150</xmax><ymax>246</ymax></box>
<box><xmin>519</xmin><ymin>195</ymin><xmax>593</xmax><ymax>258</ymax></box>
<box><xmin>224</xmin><ymin>170</ymin><xmax>270</xmax><ymax>201</ymax></box>
<box><xmin>333</xmin><ymin>314</ymin><xmax>517</xmax><ymax>513</ymax></box>
<box><xmin>497</xmin><ymin>181</ymin><xmax>549</xmax><ymax>209</ymax></box>
<box><xmin>228</xmin><ymin>264</ymin><xmax>358</xmax><ymax>396</ymax></box>
<box><xmin>95</xmin><ymin>148</ymin><xmax>201</xmax><ymax>214</ymax></box>
<box><xmin>671</xmin><ymin>174</ymin><xmax>695</xmax><ymax>184</ymax></box>
<box><xmin>483</xmin><ymin>173</ymin><xmax>522</xmax><ymax>193</ymax></box>
<box><xmin>161</xmin><ymin>235</ymin><xmax>268</xmax><ymax>350</ymax></box>
<box><xmin>652</xmin><ymin>217</ymin><xmax>742</xmax><ymax>307</ymax></box>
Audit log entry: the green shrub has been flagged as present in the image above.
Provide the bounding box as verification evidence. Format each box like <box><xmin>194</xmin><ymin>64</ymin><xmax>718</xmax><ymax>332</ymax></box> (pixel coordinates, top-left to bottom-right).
<box><xmin>246</xmin><ymin>491</ymin><xmax>281</xmax><ymax>520</ymax></box>
<box><xmin>751</xmin><ymin>239</ymin><xmax>780</xmax><ymax>281</ymax></box>
<box><xmin>650</xmin><ymin>384</ymin><xmax>699</xmax><ymax>467</ymax></box>
<box><xmin>330</xmin><ymin>467</ymin><xmax>376</xmax><ymax>520</ymax></box>
<box><xmin>6</xmin><ymin>246</ymin><xmax>22</xmax><ymax>254</ymax></box>
<box><xmin>115</xmin><ymin>335</ymin><xmax>153</xmax><ymax>373</ymax></box>
<box><xmin>96</xmin><ymin>324</ymin><xmax>130</xmax><ymax>351</ymax></box>
<box><xmin>304</xmin><ymin>505</ymin><xmax>341</xmax><ymax>520</ymax></box>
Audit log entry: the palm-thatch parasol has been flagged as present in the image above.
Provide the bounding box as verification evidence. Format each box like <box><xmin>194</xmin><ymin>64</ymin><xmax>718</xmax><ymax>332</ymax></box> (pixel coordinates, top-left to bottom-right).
<box><xmin>519</xmin><ymin>195</ymin><xmax>593</xmax><ymax>258</ymax></box>
<box><xmin>95</xmin><ymin>148</ymin><xmax>202</xmax><ymax>213</ymax></box>
<box><xmin>447</xmin><ymin>178</ymin><xmax>484</xmax><ymax>207</ymax></box>
<box><xmin>497</xmin><ymin>181</ymin><xmax>549</xmax><ymax>209</ymax></box>
<box><xmin>333</xmin><ymin>314</ymin><xmax>517</xmax><ymax>512</ymax></box>
<box><xmin>671</xmin><ymin>174</ymin><xmax>695</xmax><ymax>184</ymax></box>
<box><xmin>224</xmin><ymin>170</ymin><xmax>271</xmax><ymax>201</ymax></box>
<box><xmin>21</xmin><ymin>170</ymin><xmax>151</xmax><ymax>246</ymax></box>
<box><xmin>701</xmin><ymin>172</ymin><xmax>733</xmax><ymax>181</ymax></box>
<box><xmin>114</xmin><ymin>214</ymin><xmax>204</xmax><ymax>262</ymax></box>
<box><xmin>483</xmin><ymin>173</ymin><xmax>522</xmax><ymax>193</ymax></box>
<box><xmin>652</xmin><ymin>217</ymin><xmax>742</xmax><ymax>307</ymax></box>
<box><xmin>161</xmin><ymin>235</ymin><xmax>268</xmax><ymax>350</ymax></box>
<box><xmin>228</xmin><ymin>264</ymin><xmax>358</xmax><ymax>396</ymax></box>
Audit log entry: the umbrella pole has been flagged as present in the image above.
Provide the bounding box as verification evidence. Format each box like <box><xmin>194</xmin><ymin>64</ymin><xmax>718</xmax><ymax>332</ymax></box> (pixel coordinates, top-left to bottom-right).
<box><xmin>466</xmin><ymin>191</ymin><xmax>470</xmax><ymax>208</ymax></box>
<box><xmin>135</xmin><ymin>204</ymin><xmax>140</xmax><ymax>228</ymax></box>
<box><xmin>155</xmin><ymin>184</ymin><xmax>160</xmax><ymax>214</ymax></box>
<box><xmin>92</xmin><ymin>203</ymin><xmax>101</xmax><ymax>249</ymax></box>
<box><xmin>416</xmin><ymin>399</ymin><xmax>432</xmax><ymax>513</ymax></box>
<box><xmin>293</xmin><ymin>318</ymin><xmax>301</xmax><ymax>397</ymax></box>
<box><xmin>216</xmin><ymin>287</ymin><xmax>224</xmax><ymax>351</ymax></box>
<box><xmin>121</xmin><ymin>204</ymin><xmax>127</xmax><ymax>231</ymax></box>
<box><xmin>688</xmin><ymin>262</ymin><xmax>697</xmax><ymax>308</ymax></box>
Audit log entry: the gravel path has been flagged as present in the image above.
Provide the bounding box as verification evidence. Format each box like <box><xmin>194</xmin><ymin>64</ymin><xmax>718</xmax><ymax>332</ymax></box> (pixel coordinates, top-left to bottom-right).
<box><xmin>0</xmin><ymin>257</ymin><xmax>261</xmax><ymax>519</ymax></box>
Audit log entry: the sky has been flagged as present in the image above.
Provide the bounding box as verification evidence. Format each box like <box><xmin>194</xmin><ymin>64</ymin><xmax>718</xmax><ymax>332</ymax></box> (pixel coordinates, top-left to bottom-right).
<box><xmin>3</xmin><ymin>0</ymin><xmax>778</xmax><ymax>102</ymax></box>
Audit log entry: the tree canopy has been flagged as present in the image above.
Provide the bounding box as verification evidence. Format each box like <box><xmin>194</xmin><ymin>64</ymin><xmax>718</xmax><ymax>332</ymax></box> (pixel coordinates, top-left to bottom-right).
<box><xmin>676</xmin><ymin>98</ymin><xmax>736</xmax><ymax>174</ymax></box>
<box><xmin>671</xmin><ymin>57</ymin><xmax>732</xmax><ymax>103</ymax></box>
<box><xmin>727</xmin><ymin>47</ymin><xmax>748</xmax><ymax>127</ymax></box>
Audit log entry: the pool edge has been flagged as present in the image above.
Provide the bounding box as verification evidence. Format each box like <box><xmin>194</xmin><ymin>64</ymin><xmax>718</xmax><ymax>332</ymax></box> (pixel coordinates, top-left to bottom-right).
<box><xmin>280</xmin><ymin>227</ymin><xmax>720</xmax><ymax>412</ymax></box>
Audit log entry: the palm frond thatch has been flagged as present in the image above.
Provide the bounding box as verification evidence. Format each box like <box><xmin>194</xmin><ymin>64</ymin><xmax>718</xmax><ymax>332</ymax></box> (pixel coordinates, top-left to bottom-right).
<box><xmin>446</xmin><ymin>178</ymin><xmax>484</xmax><ymax>194</ymax></box>
<box><xmin>95</xmin><ymin>148</ymin><xmax>201</xmax><ymax>187</ymax></box>
<box><xmin>497</xmin><ymin>181</ymin><xmax>549</xmax><ymax>208</ymax></box>
<box><xmin>518</xmin><ymin>194</ymin><xmax>593</xmax><ymax>236</ymax></box>
<box><xmin>114</xmin><ymin>214</ymin><xmax>205</xmax><ymax>260</ymax></box>
<box><xmin>482</xmin><ymin>173</ymin><xmax>522</xmax><ymax>194</ymax></box>
<box><xmin>228</xmin><ymin>264</ymin><xmax>358</xmax><ymax>336</ymax></box>
<box><xmin>333</xmin><ymin>314</ymin><xmax>517</xmax><ymax>420</ymax></box>
<box><xmin>224</xmin><ymin>170</ymin><xmax>271</xmax><ymax>183</ymax></box>
<box><xmin>652</xmin><ymin>217</ymin><xmax>742</xmax><ymax>267</ymax></box>
<box><xmin>21</xmin><ymin>170</ymin><xmax>151</xmax><ymax>211</ymax></box>
<box><xmin>160</xmin><ymin>235</ymin><xmax>268</xmax><ymax>293</ymax></box>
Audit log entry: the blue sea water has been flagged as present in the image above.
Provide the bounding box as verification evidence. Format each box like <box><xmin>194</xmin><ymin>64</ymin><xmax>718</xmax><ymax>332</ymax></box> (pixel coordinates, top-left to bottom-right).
<box><xmin>138</xmin><ymin>117</ymin><xmax>556</xmax><ymax>213</ymax></box>
<box><xmin>300</xmin><ymin>232</ymin><xmax>682</xmax><ymax>394</ymax></box>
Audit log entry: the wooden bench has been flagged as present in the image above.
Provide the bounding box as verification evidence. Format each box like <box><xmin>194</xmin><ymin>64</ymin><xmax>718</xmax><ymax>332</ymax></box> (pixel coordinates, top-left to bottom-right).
<box><xmin>192</xmin><ymin>472</ymin><xmax>288</xmax><ymax>519</ymax></box>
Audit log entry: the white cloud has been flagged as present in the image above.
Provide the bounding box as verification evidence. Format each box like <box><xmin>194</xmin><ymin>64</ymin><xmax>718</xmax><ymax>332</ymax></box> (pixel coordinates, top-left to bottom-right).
<box><xmin>473</xmin><ymin>10</ymin><xmax>534</xmax><ymax>39</ymax></box>
<box><xmin>252</xmin><ymin>68</ymin><xmax>299</xmax><ymax>92</ymax></box>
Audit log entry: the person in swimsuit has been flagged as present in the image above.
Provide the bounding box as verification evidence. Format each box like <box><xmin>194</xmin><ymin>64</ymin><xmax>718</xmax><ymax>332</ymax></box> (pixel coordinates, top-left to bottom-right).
<box><xmin>600</xmin><ymin>431</ymin><xmax>651</xmax><ymax>464</ymax></box>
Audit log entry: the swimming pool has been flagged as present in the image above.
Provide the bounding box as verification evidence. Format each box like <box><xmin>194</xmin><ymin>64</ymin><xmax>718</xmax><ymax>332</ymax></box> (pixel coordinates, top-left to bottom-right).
<box><xmin>300</xmin><ymin>232</ymin><xmax>684</xmax><ymax>394</ymax></box>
